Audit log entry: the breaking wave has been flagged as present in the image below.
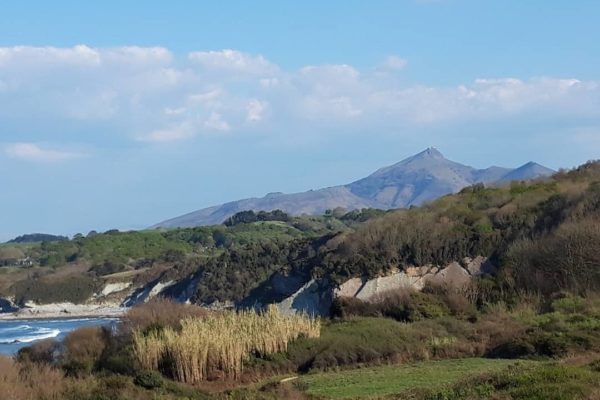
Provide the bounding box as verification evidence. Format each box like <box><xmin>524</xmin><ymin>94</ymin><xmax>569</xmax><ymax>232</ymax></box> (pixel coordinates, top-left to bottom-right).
<box><xmin>0</xmin><ymin>325</ymin><xmax>60</xmax><ymax>344</ymax></box>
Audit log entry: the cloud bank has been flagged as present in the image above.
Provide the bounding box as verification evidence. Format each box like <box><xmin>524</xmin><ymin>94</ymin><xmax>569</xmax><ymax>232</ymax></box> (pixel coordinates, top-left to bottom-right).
<box><xmin>5</xmin><ymin>143</ymin><xmax>86</xmax><ymax>162</ymax></box>
<box><xmin>0</xmin><ymin>45</ymin><xmax>598</xmax><ymax>152</ymax></box>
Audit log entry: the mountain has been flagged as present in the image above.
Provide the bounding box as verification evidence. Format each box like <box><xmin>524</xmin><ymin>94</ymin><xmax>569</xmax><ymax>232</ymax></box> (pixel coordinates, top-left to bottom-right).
<box><xmin>154</xmin><ymin>148</ymin><xmax>555</xmax><ymax>228</ymax></box>
<box><xmin>499</xmin><ymin>161</ymin><xmax>556</xmax><ymax>182</ymax></box>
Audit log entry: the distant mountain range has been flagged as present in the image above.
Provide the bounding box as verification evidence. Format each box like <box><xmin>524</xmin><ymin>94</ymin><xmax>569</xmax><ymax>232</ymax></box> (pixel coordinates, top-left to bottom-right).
<box><xmin>154</xmin><ymin>148</ymin><xmax>555</xmax><ymax>228</ymax></box>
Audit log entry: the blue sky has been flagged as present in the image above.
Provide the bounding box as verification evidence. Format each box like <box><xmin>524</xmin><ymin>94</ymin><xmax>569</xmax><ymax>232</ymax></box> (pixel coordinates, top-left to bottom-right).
<box><xmin>1</xmin><ymin>0</ymin><xmax>599</xmax><ymax>240</ymax></box>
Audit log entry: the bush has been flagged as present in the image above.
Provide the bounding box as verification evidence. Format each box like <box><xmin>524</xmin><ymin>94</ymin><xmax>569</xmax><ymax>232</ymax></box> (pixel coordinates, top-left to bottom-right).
<box><xmin>0</xmin><ymin>356</ymin><xmax>65</xmax><ymax>400</ymax></box>
<box><xmin>279</xmin><ymin>316</ymin><xmax>485</xmax><ymax>373</ymax></box>
<box><xmin>589</xmin><ymin>359</ymin><xmax>600</xmax><ymax>372</ymax></box>
<box><xmin>17</xmin><ymin>339</ymin><xmax>60</xmax><ymax>364</ymax></box>
<box><xmin>122</xmin><ymin>297</ymin><xmax>208</xmax><ymax>333</ymax></box>
<box><xmin>551</xmin><ymin>294</ymin><xmax>587</xmax><ymax>314</ymax></box>
<box><xmin>331</xmin><ymin>290</ymin><xmax>452</xmax><ymax>322</ymax></box>
<box><xmin>89</xmin><ymin>261</ymin><xmax>125</xmax><ymax>276</ymax></box>
<box><xmin>488</xmin><ymin>332</ymin><xmax>570</xmax><ymax>359</ymax></box>
<box><xmin>487</xmin><ymin>338</ymin><xmax>536</xmax><ymax>359</ymax></box>
<box><xmin>430</xmin><ymin>363</ymin><xmax>600</xmax><ymax>400</ymax></box>
<box><xmin>134</xmin><ymin>370</ymin><xmax>163</xmax><ymax>389</ymax></box>
<box><xmin>62</xmin><ymin>327</ymin><xmax>107</xmax><ymax>376</ymax></box>
<box><xmin>96</xmin><ymin>330</ymin><xmax>136</xmax><ymax>375</ymax></box>
<box><xmin>12</xmin><ymin>274</ymin><xmax>98</xmax><ymax>305</ymax></box>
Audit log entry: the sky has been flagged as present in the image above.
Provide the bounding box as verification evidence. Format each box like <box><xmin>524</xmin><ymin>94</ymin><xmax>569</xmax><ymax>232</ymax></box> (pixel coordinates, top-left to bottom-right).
<box><xmin>1</xmin><ymin>0</ymin><xmax>599</xmax><ymax>240</ymax></box>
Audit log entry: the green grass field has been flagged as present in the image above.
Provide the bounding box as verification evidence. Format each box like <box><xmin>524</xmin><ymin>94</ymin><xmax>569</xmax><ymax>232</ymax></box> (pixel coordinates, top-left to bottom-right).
<box><xmin>298</xmin><ymin>358</ymin><xmax>531</xmax><ymax>399</ymax></box>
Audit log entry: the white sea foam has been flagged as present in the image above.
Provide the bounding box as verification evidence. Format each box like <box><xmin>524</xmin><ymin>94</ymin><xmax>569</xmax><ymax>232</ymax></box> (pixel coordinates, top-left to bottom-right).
<box><xmin>0</xmin><ymin>326</ymin><xmax>61</xmax><ymax>344</ymax></box>
<box><xmin>2</xmin><ymin>324</ymin><xmax>32</xmax><ymax>331</ymax></box>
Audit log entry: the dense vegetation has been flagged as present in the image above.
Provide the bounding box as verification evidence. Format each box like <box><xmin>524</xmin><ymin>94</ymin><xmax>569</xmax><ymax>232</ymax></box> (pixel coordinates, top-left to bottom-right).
<box><xmin>7</xmin><ymin>233</ymin><xmax>69</xmax><ymax>244</ymax></box>
<box><xmin>0</xmin><ymin>213</ymin><xmax>355</xmax><ymax>305</ymax></box>
<box><xmin>1</xmin><ymin>161</ymin><xmax>599</xmax><ymax>307</ymax></box>
<box><xmin>1</xmin><ymin>161</ymin><xmax>600</xmax><ymax>399</ymax></box>
<box><xmin>223</xmin><ymin>209</ymin><xmax>291</xmax><ymax>226</ymax></box>
<box><xmin>2</xmin><ymin>291</ymin><xmax>599</xmax><ymax>399</ymax></box>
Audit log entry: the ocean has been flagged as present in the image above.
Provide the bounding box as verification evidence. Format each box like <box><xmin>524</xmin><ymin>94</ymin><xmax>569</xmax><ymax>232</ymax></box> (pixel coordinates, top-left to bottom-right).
<box><xmin>0</xmin><ymin>317</ymin><xmax>118</xmax><ymax>355</ymax></box>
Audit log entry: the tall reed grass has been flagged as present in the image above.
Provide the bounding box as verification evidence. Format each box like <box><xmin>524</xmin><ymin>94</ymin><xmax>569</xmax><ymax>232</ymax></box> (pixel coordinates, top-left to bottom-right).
<box><xmin>133</xmin><ymin>305</ymin><xmax>320</xmax><ymax>383</ymax></box>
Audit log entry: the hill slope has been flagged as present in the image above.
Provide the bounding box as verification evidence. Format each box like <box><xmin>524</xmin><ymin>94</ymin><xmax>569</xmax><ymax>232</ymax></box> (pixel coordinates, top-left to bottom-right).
<box><xmin>154</xmin><ymin>148</ymin><xmax>554</xmax><ymax>228</ymax></box>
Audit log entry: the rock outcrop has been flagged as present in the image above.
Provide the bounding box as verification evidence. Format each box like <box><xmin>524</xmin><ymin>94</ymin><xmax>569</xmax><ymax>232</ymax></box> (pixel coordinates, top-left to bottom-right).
<box><xmin>0</xmin><ymin>297</ymin><xmax>18</xmax><ymax>313</ymax></box>
<box><xmin>269</xmin><ymin>256</ymin><xmax>495</xmax><ymax>315</ymax></box>
<box><xmin>275</xmin><ymin>279</ymin><xmax>333</xmax><ymax>316</ymax></box>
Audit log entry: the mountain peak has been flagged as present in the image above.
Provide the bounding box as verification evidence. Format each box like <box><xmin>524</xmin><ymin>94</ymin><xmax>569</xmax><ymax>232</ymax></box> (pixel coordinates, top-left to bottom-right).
<box><xmin>391</xmin><ymin>147</ymin><xmax>446</xmax><ymax>168</ymax></box>
<box><xmin>499</xmin><ymin>161</ymin><xmax>555</xmax><ymax>182</ymax></box>
<box><xmin>515</xmin><ymin>161</ymin><xmax>553</xmax><ymax>171</ymax></box>
<box><xmin>153</xmin><ymin>150</ymin><xmax>555</xmax><ymax>228</ymax></box>
<box><xmin>417</xmin><ymin>147</ymin><xmax>444</xmax><ymax>159</ymax></box>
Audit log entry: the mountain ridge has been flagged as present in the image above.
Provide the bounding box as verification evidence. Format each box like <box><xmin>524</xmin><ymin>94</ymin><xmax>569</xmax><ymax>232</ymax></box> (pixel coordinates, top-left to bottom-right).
<box><xmin>153</xmin><ymin>148</ymin><xmax>555</xmax><ymax>228</ymax></box>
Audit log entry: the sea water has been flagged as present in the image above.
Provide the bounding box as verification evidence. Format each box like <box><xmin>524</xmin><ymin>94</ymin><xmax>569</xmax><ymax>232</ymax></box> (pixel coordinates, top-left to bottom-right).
<box><xmin>0</xmin><ymin>318</ymin><xmax>118</xmax><ymax>355</ymax></box>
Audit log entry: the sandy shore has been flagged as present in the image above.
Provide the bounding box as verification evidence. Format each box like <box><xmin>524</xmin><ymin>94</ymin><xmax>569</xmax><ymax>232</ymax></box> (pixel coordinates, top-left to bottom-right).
<box><xmin>0</xmin><ymin>302</ymin><xmax>127</xmax><ymax>320</ymax></box>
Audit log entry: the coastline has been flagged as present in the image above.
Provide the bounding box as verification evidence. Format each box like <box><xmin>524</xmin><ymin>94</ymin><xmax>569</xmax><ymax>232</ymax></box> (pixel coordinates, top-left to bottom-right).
<box><xmin>0</xmin><ymin>303</ymin><xmax>127</xmax><ymax>321</ymax></box>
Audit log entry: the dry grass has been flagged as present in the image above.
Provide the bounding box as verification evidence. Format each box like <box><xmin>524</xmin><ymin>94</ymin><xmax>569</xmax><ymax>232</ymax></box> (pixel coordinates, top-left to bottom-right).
<box><xmin>133</xmin><ymin>305</ymin><xmax>320</xmax><ymax>383</ymax></box>
<box><xmin>62</xmin><ymin>326</ymin><xmax>107</xmax><ymax>376</ymax></box>
<box><xmin>123</xmin><ymin>297</ymin><xmax>208</xmax><ymax>332</ymax></box>
<box><xmin>0</xmin><ymin>356</ymin><xmax>65</xmax><ymax>400</ymax></box>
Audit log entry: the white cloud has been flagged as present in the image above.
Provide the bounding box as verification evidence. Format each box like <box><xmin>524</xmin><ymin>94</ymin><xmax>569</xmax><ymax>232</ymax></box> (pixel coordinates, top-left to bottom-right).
<box><xmin>1</xmin><ymin>45</ymin><xmax>599</xmax><ymax>146</ymax></box>
<box><xmin>5</xmin><ymin>143</ymin><xmax>86</xmax><ymax>162</ymax></box>
<box><xmin>246</xmin><ymin>99</ymin><xmax>267</xmax><ymax>122</ymax></box>
<box><xmin>204</xmin><ymin>112</ymin><xmax>230</xmax><ymax>131</ymax></box>
<box><xmin>188</xmin><ymin>89</ymin><xmax>223</xmax><ymax>104</ymax></box>
<box><xmin>0</xmin><ymin>45</ymin><xmax>101</xmax><ymax>67</ymax></box>
<box><xmin>142</xmin><ymin>123</ymin><xmax>194</xmax><ymax>142</ymax></box>
<box><xmin>300</xmin><ymin>64</ymin><xmax>360</xmax><ymax>84</ymax></box>
<box><xmin>259</xmin><ymin>78</ymin><xmax>279</xmax><ymax>88</ymax></box>
<box><xmin>188</xmin><ymin>49</ymin><xmax>278</xmax><ymax>76</ymax></box>
<box><xmin>0</xmin><ymin>45</ymin><xmax>171</xmax><ymax>70</ymax></box>
<box><xmin>383</xmin><ymin>55</ymin><xmax>408</xmax><ymax>70</ymax></box>
<box><xmin>164</xmin><ymin>107</ymin><xmax>186</xmax><ymax>116</ymax></box>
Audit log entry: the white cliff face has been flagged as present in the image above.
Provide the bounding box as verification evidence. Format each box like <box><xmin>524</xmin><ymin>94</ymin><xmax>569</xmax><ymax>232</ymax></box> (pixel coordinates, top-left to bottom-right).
<box><xmin>275</xmin><ymin>279</ymin><xmax>332</xmax><ymax>316</ymax></box>
<box><xmin>6</xmin><ymin>256</ymin><xmax>495</xmax><ymax>318</ymax></box>
<box><xmin>335</xmin><ymin>272</ymin><xmax>426</xmax><ymax>300</ymax></box>
<box><xmin>276</xmin><ymin>256</ymin><xmax>495</xmax><ymax>315</ymax></box>
<box><xmin>335</xmin><ymin>256</ymin><xmax>495</xmax><ymax>302</ymax></box>
<box><xmin>121</xmin><ymin>279</ymin><xmax>177</xmax><ymax>307</ymax></box>
<box><xmin>100</xmin><ymin>282</ymin><xmax>132</xmax><ymax>296</ymax></box>
<box><xmin>463</xmin><ymin>256</ymin><xmax>496</xmax><ymax>276</ymax></box>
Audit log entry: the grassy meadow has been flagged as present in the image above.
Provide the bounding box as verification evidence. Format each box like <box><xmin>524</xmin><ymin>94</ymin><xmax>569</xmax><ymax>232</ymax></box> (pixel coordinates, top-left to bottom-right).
<box><xmin>298</xmin><ymin>358</ymin><xmax>527</xmax><ymax>399</ymax></box>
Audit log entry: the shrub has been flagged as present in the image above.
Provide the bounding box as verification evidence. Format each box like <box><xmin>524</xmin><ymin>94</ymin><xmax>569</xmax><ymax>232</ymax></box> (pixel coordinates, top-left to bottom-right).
<box><xmin>62</xmin><ymin>327</ymin><xmax>107</xmax><ymax>376</ymax></box>
<box><xmin>589</xmin><ymin>359</ymin><xmax>600</xmax><ymax>372</ymax></box>
<box><xmin>487</xmin><ymin>338</ymin><xmax>536</xmax><ymax>359</ymax></box>
<box><xmin>89</xmin><ymin>261</ymin><xmax>125</xmax><ymax>276</ymax></box>
<box><xmin>122</xmin><ymin>297</ymin><xmax>208</xmax><ymax>333</ymax></box>
<box><xmin>431</xmin><ymin>363</ymin><xmax>600</xmax><ymax>400</ymax></box>
<box><xmin>17</xmin><ymin>338</ymin><xmax>60</xmax><ymax>364</ymax></box>
<box><xmin>0</xmin><ymin>356</ymin><xmax>65</xmax><ymax>400</ymax></box>
<box><xmin>488</xmin><ymin>331</ymin><xmax>571</xmax><ymax>359</ymax></box>
<box><xmin>281</xmin><ymin>316</ymin><xmax>486</xmax><ymax>373</ymax></box>
<box><xmin>330</xmin><ymin>297</ymin><xmax>379</xmax><ymax>318</ymax></box>
<box><xmin>96</xmin><ymin>330</ymin><xmax>136</xmax><ymax>375</ymax></box>
<box><xmin>134</xmin><ymin>370</ymin><xmax>163</xmax><ymax>389</ymax></box>
<box><xmin>551</xmin><ymin>294</ymin><xmax>587</xmax><ymax>314</ymax></box>
<box><xmin>12</xmin><ymin>274</ymin><xmax>98</xmax><ymax>305</ymax></box>
<box><xmin>534</xmin><ymin>334</ymin><xmax>569</xmax><ymax>357</ymax></box>
<box><xmin>332</xmin><ymin>290</ymin><xmax>451</xmax><ymax>322</ymax></box>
